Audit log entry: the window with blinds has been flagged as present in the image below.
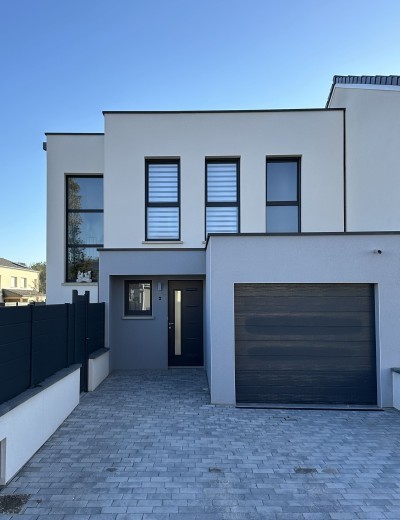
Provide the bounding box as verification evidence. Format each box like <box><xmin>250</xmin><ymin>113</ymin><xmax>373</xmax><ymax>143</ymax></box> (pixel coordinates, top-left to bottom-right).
<box><xmin>206</xmin><ymin>160</ymin><xmax>239</xmax><ymax>236</ymax></box>
<box><xmin>146</xmin><ymin>160</ymin><xmax>180</xmax><ymax>240</ymax></box>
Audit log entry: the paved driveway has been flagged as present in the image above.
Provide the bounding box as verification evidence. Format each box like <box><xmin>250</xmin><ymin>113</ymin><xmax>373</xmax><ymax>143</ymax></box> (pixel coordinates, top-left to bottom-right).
<box><xmin>1</xmin><ymin>369</ymin><xmax>400</xmax><ymax>519</ymax></box>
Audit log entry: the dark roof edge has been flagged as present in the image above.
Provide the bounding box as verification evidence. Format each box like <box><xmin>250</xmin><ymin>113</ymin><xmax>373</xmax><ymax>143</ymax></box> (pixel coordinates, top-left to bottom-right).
<box><xmin>326</xmin><ymin>75</ymin><xmax>400</xmax><ymax>107</ymax></box>
<box><xmin>102</xmin><ymin>108</ymin><xmax>344</xmax><ymax>115</ymax></box>
<box><xmin>45</xmin><ymin>132</ymin><xmax>104</xmax><ymax>136</ymax></box>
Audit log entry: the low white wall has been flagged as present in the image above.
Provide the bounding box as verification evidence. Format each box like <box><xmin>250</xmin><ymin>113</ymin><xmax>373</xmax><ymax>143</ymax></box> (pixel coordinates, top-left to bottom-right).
<box><xmin>392</xmin><ymin>370</ymin><xmax>400</xmax><ymax>410</ymax></box>
<box><xmin>88</xmin><ymin>349</ymin><xmax>110</xmax><ymax>391</ymax></box>
<box><xmin>0</xmin><ymin>367</ymin><xmax>80</xmax><ymax>485</ymax></box>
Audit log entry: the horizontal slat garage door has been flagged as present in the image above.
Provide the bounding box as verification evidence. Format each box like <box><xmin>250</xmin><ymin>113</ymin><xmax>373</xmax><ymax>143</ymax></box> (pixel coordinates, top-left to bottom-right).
<box><xmin>235</xmin><ymin>284</ymin><xmax>377</xmax><ymax>405</ymax></box>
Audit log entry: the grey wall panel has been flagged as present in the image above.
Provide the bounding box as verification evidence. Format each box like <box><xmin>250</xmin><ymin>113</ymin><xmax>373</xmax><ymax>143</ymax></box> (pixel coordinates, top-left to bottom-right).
<box><xmin>100</xmin><ymin>250</ymin><xmax>206</xmax><ymax>277</ymax></box>
<box><xmin>98</xmin><ymin>249</ymin><xmax>206</xmax><ymax>369</ymax></box>
<box><xmin>110</xmin><ymin>276</ymin><xmax>168</xmax><ymax>370</ymax></box>
<box><xmin>109</xmin><ymin>274</ymin><xmax>205</xmax><ymax>370</ymax></box>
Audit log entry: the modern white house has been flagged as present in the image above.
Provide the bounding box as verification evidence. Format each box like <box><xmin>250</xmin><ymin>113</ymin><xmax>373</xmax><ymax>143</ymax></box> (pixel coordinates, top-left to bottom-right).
<box><xmin>45</xmin><ymin>75</ymin><xmax>400</xmax><ymax>408</ymax></box>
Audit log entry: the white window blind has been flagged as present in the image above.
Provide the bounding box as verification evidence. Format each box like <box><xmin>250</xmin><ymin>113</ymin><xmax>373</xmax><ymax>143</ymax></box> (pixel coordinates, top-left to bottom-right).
<box><xmin>206</xmin><ymin>160</ymin><xmax>239</xmax><ymax>236</ymax></box>
<box><xmin>146</xmin><ymin>161</ymin><xmax>180</xmax><ymax>240</ymax></box>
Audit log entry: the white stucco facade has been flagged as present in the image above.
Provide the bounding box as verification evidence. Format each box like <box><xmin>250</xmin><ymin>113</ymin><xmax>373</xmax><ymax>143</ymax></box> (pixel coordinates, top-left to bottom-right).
<box><xmin>46</xmin><ymin>134</ymin><xmax>104</xmax><ymax>304</ymax></box>
<box><xmin>103</xmin><ymin>109</ymin><xmax>345</xmax><ymax>249</ymax></box>
<box><xmin>328</xmin><ymin>84</ymin><xmax>400</xmax><ymax>231</ymax></box>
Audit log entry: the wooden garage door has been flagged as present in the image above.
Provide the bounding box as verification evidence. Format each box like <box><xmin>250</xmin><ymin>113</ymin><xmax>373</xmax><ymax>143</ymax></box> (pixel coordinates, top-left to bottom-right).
<box><xmin>235</xmin><ymin>284</ymin><xmax>377</xmax><ymax>405</ymax></box>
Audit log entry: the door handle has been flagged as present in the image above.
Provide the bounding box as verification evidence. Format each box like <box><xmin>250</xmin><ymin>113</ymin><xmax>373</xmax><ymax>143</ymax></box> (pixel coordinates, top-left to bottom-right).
<box><xmin>168</xmin><ymin>322</ymin><xmax>174</xmax><ymax>329</ymax></box>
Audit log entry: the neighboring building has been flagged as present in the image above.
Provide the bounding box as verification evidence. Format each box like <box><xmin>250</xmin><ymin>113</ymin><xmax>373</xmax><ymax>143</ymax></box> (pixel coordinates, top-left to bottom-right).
<box><xmin>45</xmin><ymin>75</ymin><xmax>400</xmax><ymax>408</ymax></box>
<box><xmin>0</xmin><ymin>258</ymin><xmax>45</xmax><ymax>305</ymax></box>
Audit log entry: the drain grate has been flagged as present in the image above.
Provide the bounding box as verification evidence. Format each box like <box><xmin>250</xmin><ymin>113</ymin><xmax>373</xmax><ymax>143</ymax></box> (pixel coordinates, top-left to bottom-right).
<box><xmin>208</xmin><ymin>467</ymin><xmax>222</xmax><ymax>473</ymax></box>
<box><xmin>0</xmin><ymin>494</ymin><xmax>30</xmax><ymax>514</ymax></box>
<box><xmin>294</xmin><ymin>467</ymin><xmax>317</xmax><ymax>474</ymax></box>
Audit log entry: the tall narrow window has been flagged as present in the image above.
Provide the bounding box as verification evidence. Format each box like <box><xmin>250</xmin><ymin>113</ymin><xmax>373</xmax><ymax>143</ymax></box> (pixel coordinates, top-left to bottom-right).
<box><xmin>146</xmin><ymin>160</ymin><xmax>180</xmax><ymax>240</ymax></box>
<box><xmin>266</xmin><ymin>158</ymin><xmax>300</xmax><ymax>233</ymax></box>
<box><xmin>206</xmin><ymin>159</ymin><xmax>239</xmax><ymax>236</ymax></box>
<box><xmin>66</xmin><ymin>175</ymin><xmax>103</xmax><ymax>282</ymax></box>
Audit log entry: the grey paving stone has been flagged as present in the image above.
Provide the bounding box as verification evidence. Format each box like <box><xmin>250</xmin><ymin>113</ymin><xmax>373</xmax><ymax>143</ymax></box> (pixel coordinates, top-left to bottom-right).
<box><xmin>0</xmin><ymin>370</ymin><xmax>400</xmax><ymax>519</ymax></box>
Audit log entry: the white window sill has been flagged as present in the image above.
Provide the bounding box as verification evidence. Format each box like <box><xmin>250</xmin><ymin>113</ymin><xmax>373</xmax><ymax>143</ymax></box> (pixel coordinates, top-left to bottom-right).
<box><xmin>62</xmin><ymin>282</ymin><xmax>98</xmax><ymax>286</ymax></box>
<box><xmin>122</xmin><ymin>316</ymin><xmax>155</xmax><ymax>320</ymax></box>
<box><xmin>141</xmin><ymin>241</ymin><xmax>183</xmax><ymax>244</ymax></box>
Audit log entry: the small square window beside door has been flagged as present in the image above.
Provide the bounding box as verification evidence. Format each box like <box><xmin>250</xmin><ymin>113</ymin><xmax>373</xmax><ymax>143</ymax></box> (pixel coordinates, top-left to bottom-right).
<box><xmin>124</xmin><ymin>280</ymin><xmax>152</xmax><ymax>316</ymax></box>
<box><xmin>266</xmin><ymin>158</ymin><xmax>300</xmax><ymax>232</ymax></box>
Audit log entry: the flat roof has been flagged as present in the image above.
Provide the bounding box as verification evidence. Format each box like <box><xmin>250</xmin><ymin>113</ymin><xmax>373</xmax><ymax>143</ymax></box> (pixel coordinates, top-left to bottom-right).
<box><xmin>102</xmin><ymin>108</ymin><xmax>343</xmax><ymax>115</ymax></box>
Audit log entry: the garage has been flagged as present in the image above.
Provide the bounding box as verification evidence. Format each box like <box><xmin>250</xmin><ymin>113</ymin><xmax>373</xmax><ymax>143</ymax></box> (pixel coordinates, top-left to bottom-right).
<box><xmin>235</xmin><ymin>283</ymin><xmax>377</xmax><ymax>405</ymax></box>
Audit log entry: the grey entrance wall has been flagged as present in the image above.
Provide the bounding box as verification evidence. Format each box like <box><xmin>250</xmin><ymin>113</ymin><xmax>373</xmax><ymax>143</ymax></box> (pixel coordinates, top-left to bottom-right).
<box><xmin>110</xmin><ymin>275</ymin><xmax>169</xmax><ymax>369</ymax></box>
<box><xmin>98</xmin><ymin>250</ymin><xmax>206</xmax><ymax>370</ymax></box>
<box><xmin>206</xmin><ymin>233</ymin><xmax>400</xmax><ymax>407</ymax></box>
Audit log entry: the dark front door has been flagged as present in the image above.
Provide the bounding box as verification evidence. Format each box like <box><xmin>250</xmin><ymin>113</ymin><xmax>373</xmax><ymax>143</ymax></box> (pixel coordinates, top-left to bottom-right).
<box><xmin>168</xmin><ymin>280</ymin><xmax>203</xmax><ymax>366</ymax></box>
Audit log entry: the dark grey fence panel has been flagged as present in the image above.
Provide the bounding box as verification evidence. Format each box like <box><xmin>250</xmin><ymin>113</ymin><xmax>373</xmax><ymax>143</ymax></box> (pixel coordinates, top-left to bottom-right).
<box><xmin>32</xmin><ymin>304</ymin><xmax>69</xmax><ymax>385</ymax></box>
<box><xmin>0</xmin><ymin>307</ymin><xmax>31</xmax><ymax>404</ymax></box>
<box><xmin>87</xmin><ymin>303</ymin><xmax>105</xmax><ymax>355</ymax></box>
<box><xmin>0</xmin><ymin>299</ymin><xmax>105</xmax><ymax>405</ymax></box>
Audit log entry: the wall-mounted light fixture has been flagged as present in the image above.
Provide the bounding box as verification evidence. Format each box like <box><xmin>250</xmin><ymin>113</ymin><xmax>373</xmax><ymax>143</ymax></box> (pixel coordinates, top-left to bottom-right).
<box><xmin>157</xmin><ymin>282</ymin><xmax>163</xmax><ymax>291</ymax></box>
<box><xmin>373</xmin><ymin>249</ymin><xmax>382</xmax><ymax>254</ymax></box>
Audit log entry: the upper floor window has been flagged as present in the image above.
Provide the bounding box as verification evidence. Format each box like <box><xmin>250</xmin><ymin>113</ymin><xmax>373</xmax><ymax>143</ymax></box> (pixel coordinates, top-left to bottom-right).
<box><xmin>206</xmin><ymin>159</ymin><xmax>240</xmax><ymax>236</ymax></box>
<box><xmin>266</xmin><ymin>158</ymin><xmax>300</xmax><ymax>233</ymax></box>
<box><xmin>20</xmin><ymin>277</ymin><xmax>27</xmax><ymax>288</ymax></box>
<box><xmin>146</xmin><ymin>160</ymin><xmax>180</xmax><ymax>241</ymax></box>
<box><xmin>66</xmin><ymin>175</ymin><xmax>103</xmax><ymax>282</ymax></box>
<box><xmin>11</xmin><ymin>276</ymin><xmax>17</xmax><ymax>288</ymax></box>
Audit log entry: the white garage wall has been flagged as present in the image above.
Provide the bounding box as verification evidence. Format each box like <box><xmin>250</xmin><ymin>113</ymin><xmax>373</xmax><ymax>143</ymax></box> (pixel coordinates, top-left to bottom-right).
<box><xmin>206</xmin><ymin>234</ymin><xmax>400</xmax><ymax>407</ymax></box>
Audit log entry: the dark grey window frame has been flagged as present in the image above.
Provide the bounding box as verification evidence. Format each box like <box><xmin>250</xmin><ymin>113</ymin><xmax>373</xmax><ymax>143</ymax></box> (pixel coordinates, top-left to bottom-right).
<box><xmin>145</xmin><ymin>159</ymin><xmax>181</xmax><ymax>241</ymax></box>
<box><xmin>124</xmin><ymin>280</ymin><xmax>153</xmax><ymax>316</ymax></box>
<box><xmin>266</xmin><ymin>157</ymin><xmax>301</xmax><ymax>233</ymax></box>
<box><xmin>65</xmin><ymin>174</ymin><xmax>103</xmax><ymax>283</ymax></box>
<box><xmin>205</xmin><ymin>158</ymin><xmax>240</xmax><ymax>238</ymax></box>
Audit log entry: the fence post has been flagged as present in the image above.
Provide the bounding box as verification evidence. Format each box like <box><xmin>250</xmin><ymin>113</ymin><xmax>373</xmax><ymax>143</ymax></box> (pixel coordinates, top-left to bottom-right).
<box><xmin>84</xmin><ymin>291</ymin><xmax>90</xmax><ymax>391</ymax></box>
<box><xmin>65</xmin><ymin>303</ymin><xmax>69</xmax><ymax>368</ymax></box>
<box><xmin>29</xmin><ymin>304</ymin><xmax>34</xmax><ymax>387</ymax></box>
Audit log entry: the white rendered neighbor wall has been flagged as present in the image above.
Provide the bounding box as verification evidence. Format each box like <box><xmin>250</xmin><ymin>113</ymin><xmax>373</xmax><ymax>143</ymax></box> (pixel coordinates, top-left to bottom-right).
<box><xmin>205</xmin><ymin>234</ymin><xmax>400</xmax><ymax>407</ymax></box>
<box><xmin>0</xmin><ymin>367</ymin><xmax>80</xmax><ymax>485</ymax></box>
<box><xmin>103</xmin><ymin>110</ymin><xmax>345</xmax><ymax>249</ymax></box>
<box><xmin>328</xmin><ymin>86</ymin><xmax>400</xmax><ymax>232</ymax></box>
<box><xmin>46</xmin><ymin>134</ymin><xmax>104</xmax><ymax>304</ymax></box>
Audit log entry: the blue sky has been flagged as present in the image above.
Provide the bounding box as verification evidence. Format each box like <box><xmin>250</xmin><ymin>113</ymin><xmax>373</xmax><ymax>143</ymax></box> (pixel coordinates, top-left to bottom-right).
<box><xmin>1</xmin><ymin>0</ymin><xmax>399</xmax><ymax>264</ymax></box>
